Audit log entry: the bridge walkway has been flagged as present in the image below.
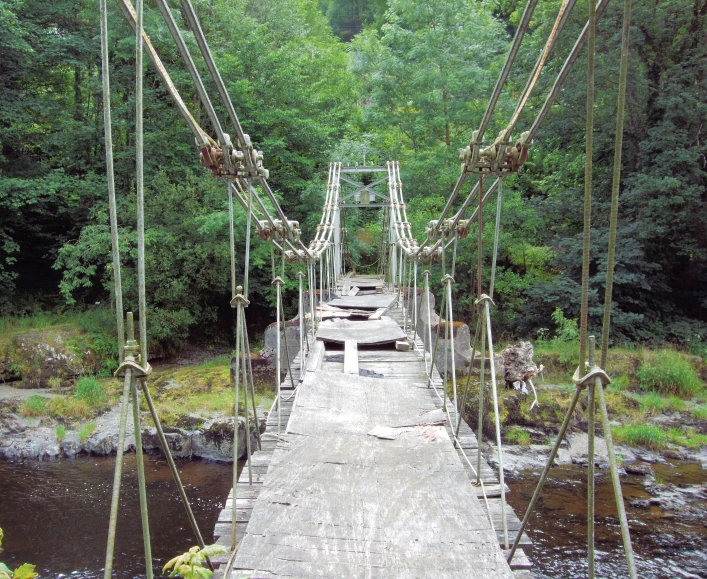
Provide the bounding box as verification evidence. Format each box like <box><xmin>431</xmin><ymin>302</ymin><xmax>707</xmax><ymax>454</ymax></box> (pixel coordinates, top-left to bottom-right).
<box><xmin>213</xmin><ymin>285</ymin><xmax>532</xmax><ymax>578</ymax></box>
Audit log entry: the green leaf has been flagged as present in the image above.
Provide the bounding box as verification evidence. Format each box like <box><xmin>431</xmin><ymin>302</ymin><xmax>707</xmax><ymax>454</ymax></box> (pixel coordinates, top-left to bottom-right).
<box><xmin>12</xmin><ymin>564</ymin><xmax>37</xmax><ymax>579</ymax></box>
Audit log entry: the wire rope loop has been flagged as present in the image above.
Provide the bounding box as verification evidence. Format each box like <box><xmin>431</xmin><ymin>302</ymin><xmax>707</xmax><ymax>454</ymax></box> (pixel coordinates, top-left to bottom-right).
<box><xmin>442</xmin><ymin>274</ymin><xmax>455</xmax><ymax>286</ymax></box>
<box><xmin>272</xmin><ymin>276</ymin><xmax>285</xmax><ymax>287</ymax></box>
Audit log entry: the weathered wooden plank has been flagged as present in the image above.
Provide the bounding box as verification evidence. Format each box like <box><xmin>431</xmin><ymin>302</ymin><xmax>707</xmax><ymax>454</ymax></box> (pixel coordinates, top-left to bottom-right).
<box><xmin>344</xmin><ymin>339</ymin><xmax>359</xmax><ymax>375</ymax></box>
<box><xmin>316</xmin><ymin>317</ymin><xmax>406</xmax><ymax>345</ymax></box>
<box><xmin>306</xmin><ymin>340</ymin><xmax>325</xmax><ymax>372</ymax></box>
<box><xmin>217</xmin><ymin>286</ymin><xmax>530</xmax><ymax>577</ymax></box>
<box><xmin>505</xmin><ymin>549</ymin><xmax>533</xmax><ymax>570</ymax></box>
<box><xmin>368</xmin><ymin>307</ymin><xmax>388</xmax><ymax>320</ymax></box>
<box><xmin>328</xmin><ymin>294</ymin><xmax>396</xmax><ymax>310</ymax></box>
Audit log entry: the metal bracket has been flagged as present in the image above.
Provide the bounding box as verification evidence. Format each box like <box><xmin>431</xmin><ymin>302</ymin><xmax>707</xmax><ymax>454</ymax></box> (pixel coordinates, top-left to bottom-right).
<box><xmin>475</xmin><ymin>293</ymin><xmax>496</xmax><ymax>307</ymax></box>
<box><xmin>115</xmin><ymin>358</ymin><xmax>152</xmax><ymax>378</ymax></box>
<box><xmin>230</xmin><ymin>286</ymin><xmax>250</xmax><ymax>309</ymax></box>
<box><xmin>573</xmin><ymin>365</ymin><xmax>612</xmax><ymax>389</ymax></box>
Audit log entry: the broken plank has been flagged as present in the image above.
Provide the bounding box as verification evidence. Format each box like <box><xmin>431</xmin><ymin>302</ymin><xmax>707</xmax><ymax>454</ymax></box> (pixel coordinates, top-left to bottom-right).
<box><xmin>343</xmin><ymin>339</ymin><xmax>359</xmax><ymax>375</ymax></box>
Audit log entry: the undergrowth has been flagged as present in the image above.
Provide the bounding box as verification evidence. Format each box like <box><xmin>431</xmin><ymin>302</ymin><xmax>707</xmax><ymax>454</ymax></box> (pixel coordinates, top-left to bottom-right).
<box><xmin>637</xmin><ymin>350</ymin><xmax>702</xmax><ymax>398</ymax></box>
<box><xmin>504</xmin><ymin>426</ymin><xmax>531</xmax><ymax>445</ymax></box>
<box><xmin>612</xmin><ymin>424</ymin><xmax>668</xmax><ymax>450</ymax></box>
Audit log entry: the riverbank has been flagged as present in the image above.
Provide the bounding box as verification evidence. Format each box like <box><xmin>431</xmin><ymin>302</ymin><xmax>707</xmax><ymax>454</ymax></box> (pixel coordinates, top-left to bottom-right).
<box><xmin>0</xmin><ymin>355</ymin><xmax>273</xmax><ymax>461</ymax></box>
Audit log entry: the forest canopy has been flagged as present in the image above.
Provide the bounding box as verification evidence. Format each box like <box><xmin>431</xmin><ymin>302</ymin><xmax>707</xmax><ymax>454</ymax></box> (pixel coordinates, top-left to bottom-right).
<box><xmin>1</xmin><ymin>0</ymin><xmax>705</xmax><ymax>353</ymax></box>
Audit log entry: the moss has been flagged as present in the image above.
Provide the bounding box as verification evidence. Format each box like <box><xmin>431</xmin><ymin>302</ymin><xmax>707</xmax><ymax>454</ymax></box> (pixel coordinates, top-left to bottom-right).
<box><xmin>145</xmin><ymin>356</ymin><xmax>274</xmax><ymax>427</ymax></box>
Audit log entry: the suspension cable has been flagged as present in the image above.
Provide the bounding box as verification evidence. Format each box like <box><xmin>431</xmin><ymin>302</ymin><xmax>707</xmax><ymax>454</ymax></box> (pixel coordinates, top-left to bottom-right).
<box><xmin>100</xmin><ymin>0</ymin><xmax>124</xmax><ymax>362</ymax></box>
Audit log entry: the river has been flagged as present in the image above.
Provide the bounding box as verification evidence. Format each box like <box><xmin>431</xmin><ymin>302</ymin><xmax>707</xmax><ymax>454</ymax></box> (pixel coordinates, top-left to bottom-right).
<box><xmin>1</xmin><ymin>455</ymin><xmax>706</xmax><ymax>578</ymax></box>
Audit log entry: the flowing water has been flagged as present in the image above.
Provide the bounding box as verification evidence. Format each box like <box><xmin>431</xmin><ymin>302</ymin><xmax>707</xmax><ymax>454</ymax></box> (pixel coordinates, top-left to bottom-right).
<box><xmin>0</xmin><ymin>455</ymin><xmax>235</xmax><ymax>579</ymax></box>
<box><xmin>506</xmin><ymin>461</ymin><xmax>707</xmax><ymax>578</ymax></box>
<box><xmin>1</xmin><ymin>455</ymin><xmax>706</xmax><ymax>578</ymax></box>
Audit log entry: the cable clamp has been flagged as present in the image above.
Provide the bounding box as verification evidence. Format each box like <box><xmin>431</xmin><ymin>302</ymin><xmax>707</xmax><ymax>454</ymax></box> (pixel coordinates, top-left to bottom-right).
<box><xmin>230</xmin><ymin>286</ymin><xmax>250</xmax><ymax>308</ymax></box>
<box><xmin>456</xmin><ymin>219</ymin><xmax>471</xmax><ymax>239</ymax></box>
<box><xmin>475</xmin><ymin>293</ymin><xmax>495</xmax><ymax>307</ymax></box>
<box><xmin>115</xmin><ymin>358</ymin><xmax>152</xmax><ymax>379</ymax></box>
<box><xmin>572</xmin><ymin>365</ymin><xmax>611</xmax><ymax>389</ymax></box>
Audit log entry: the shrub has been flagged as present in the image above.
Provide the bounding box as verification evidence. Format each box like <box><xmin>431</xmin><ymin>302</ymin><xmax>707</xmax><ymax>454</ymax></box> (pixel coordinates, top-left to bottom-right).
<box><xmin>637</xmin><ymin>350</ymin><xmax>702</xmax><ymax>398</ymax></box>
<box><xmin>75</xmin><ymin>376</ymin><xmax>106</xmax><ymax>406</ymax></box>
<box><xmin>78</xmin><ymin>421</ymin><xmax>97</xmax><ymax>442</ymax></box>
<box><xmin>551</xmin><ymin>308</ymin><xmax>579</xmax><ymax>342</ymax></box>
<box><xmin>612</xmin><ymin>424</ymin><xmax>668</xmax><ymax>450</ymax></box>
<box><xmin>19</xmin><ymin>396</ymin><xmax>46</xmax><ymax>417</ymax></box>
<box><xmin>55</xmin><ymin>424</ymin><xmax>66</xmax><ymax>442</ymax></box>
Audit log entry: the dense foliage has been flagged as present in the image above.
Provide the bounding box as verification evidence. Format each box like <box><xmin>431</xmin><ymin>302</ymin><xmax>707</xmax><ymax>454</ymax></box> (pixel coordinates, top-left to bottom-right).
<box><xmin>1</xmin><ymin>0</ymin><xmax>705</xmax><ymax>353</ymax></box>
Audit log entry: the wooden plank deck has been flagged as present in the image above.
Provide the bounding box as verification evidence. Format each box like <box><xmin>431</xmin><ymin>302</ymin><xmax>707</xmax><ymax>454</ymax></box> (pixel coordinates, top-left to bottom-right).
<box><xmin>213</xmin><ymin>283</ymin><xmax>532</xmax><ymax>577</ymax></box>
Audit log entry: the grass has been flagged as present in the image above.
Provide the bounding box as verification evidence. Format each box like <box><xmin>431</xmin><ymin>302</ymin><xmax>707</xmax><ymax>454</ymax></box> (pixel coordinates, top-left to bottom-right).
<box><xmin>19</xmin><ymin>396</ymin><xmax>46</xmax><ymax>417</ymax></box>
<box><xmin>612</xmin><ymin>424</ymin><xmax>668</xmax><ymax>450</ymax></box>
<box><xmin>504</xmin><ymin>426</ymin><xmax>531</xmax><ymax>445</ymax></box>
<box><xmin>47</xmin><ymin>397</ymin><xmax>92</xmax><ymax>421</ymax></box>
<box><xmin>75</xmin><ymin>376</ymin><xmax>106</xmax><ymax>406</ymax></box>
<box><xmin>637</xmin><ymin>349</ymin><xmax>703</xmax><ymax>398</ymax></box>
<box><xmin>666</xmin><ymin>427</ymin><xmax>707</xmax><ymax>449</ymax></box>
<box><xmin>636</xmin><ymin>392</ymin><xmax>687</xmax><ymax>415</ymax></box>
<box><xmin>691</xmin><ymin>405</ymin><xmax>707</xmax><ymax>421</ymax></box>
<box><xmin>78</xmin><ymin>421</ymin><xmax>97</xmax><ymax>442</ymax></box>
<box><xmin>148</xmin><ymin>356</ymin><xmax>275</xmax><ymax>428</ymax></box>
<box><xmin>55</xmin><ymin>424</ymin><xmax>66</xmax><ymax>442</ymax></box>
<box><xmin>607</xmin><ymin>373</ymin><xmax>630</xmax><ymax>392</ymax></box>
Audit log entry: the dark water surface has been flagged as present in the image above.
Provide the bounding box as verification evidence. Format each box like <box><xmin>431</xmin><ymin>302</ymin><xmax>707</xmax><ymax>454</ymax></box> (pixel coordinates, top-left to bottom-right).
<box><xmin>1</xmin><ymin>455</ymin><xmax>706</xmax><ymax>578</ymax></box>
<box><xmin>0</xmin><ymin>455</ymin><xmax>234</xmax><ymax>579</ymax></box>
<box><xmin>506</xmin><ymin>461</ymin><xmax>707</xmax><ymax>578</ymax></box>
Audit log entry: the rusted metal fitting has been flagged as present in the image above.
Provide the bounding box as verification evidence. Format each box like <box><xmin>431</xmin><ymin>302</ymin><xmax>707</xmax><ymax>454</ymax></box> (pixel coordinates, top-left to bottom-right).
<box><xmin>422</xmin><ymin>245</ymin><xmax>444</xmax><ymax>263</ymax></box>
<box><xmin>456</xmin><ymin>219</ymin><xmax>471</xmax><ymax>239</ymax></box>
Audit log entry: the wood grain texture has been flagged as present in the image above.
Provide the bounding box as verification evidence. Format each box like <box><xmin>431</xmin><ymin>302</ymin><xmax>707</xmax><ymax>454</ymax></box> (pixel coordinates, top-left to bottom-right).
<box><xmin>328</xmin><ymin>294</ymin><xmax>397</xmax><ymax>310</ymax></box>
<box><xmin>344</xmin><ymin>339</ymin><xmax>359</xmax><ymax>375</ymax></box>
<box><xmin>316</xmin><ymin>317</ymin><xmax>406</xmax><ymax>345</ymax></box>
<box><xmin>231</xmin><ymin>369</ymin><xmax>515</xmax><ymax>578</ymax></box>
<box><xmin>215</xmin><ymin>293</ymin><xmax>532</xmax><ymax>578</ymax></box>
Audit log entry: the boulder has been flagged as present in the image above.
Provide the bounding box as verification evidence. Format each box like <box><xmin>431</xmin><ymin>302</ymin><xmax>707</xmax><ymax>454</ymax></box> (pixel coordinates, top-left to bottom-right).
<box><xmin>0</xmin><ymin>328</ymin><xmax>83</xmax><ymax>388</ymax></box>
<box><xmin>261</xmin><ymin>319</ymin><xmax>301</xmax><ymax>369</ymax></box>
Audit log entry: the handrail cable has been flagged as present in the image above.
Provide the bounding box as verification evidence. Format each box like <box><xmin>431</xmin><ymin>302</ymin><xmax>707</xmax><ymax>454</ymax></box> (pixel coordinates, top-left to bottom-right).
<box><xmin>418</xmin><ymin>0</ymin><xmax>611</xmax><ymax>260</ymax></box>
<box><xmin>114</xmin><ymin>0</ymin><xmax>213</xmax><ymax>146</ymax></box>
<box><xmin>489</xmin><ymin>0</ymin><xmax>576</xmax><ymax>148</ymax></box>
<box><xmin>433</xmin><ymin>0</ymin><xmax>539</xmax><ymax>228</ymax></box>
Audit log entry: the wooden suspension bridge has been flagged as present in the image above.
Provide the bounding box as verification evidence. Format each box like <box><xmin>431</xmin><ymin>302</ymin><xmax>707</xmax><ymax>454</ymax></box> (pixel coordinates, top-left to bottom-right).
<box><xmin>97</xmin><ymin>0</ymin><xmax>640</xmax><ymax>576</ymax></box>
<box><xmin>211</xmin><ymin>277</ymin><xmax>533</xmax><ymax>578</ymax></box>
